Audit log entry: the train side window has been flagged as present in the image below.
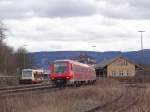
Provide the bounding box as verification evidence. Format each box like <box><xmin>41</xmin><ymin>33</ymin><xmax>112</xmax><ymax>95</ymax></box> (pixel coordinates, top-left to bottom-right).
<box><xmin>73</xmin><ymin>66</ymin><xmax>76</xmax><ymax>71</ymax></box>
<box><xmin>74</xmin><ymin>66</ymin><xmax>77</xmax><ymax>72</ymax></box>
<box><xmin>75</xmin><ymin>67</ymin><xmax>78</xmax><ymax>72</ymax></box>
<box><xmin>78</xmin><ymin>67</ymin><xmax>80</xmax><ymax>72</ymax></box>
<box><xmin>34</xmin><ymin>72</ymin><xmax>37</xmax><ymax>77</ymax></box>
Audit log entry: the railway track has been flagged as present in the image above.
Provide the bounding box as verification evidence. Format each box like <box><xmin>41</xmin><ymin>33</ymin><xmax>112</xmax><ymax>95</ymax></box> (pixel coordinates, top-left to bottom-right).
<box><xmin>84</xmin><ymin>83</ymin><xmax>145</xmax><ymax>112</ymax></box>
<box><xmin>0</xmin><ymin>83</ymin><xmax>90</xmax><ymax>96</ymax></box>
<box><xmin>0</xmin><ymin>83</ymin><xmax>49</xmax><ymax>90</ymax></box>
<box><xmin>0</xmin><ymin>84</ymin><xmax>54</xmax><ymax>96</ymax></box>
<box><xmin>0</xmin><ymin>82</ymin><xmax>97</xmax><ymax>97</ymax></box>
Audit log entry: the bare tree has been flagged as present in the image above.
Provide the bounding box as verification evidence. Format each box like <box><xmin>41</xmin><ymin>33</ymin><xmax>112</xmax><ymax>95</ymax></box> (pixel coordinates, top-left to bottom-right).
<box><xmin>0</xmin><ymin>22</ymin><xmax>7</xmax><ymax>74</ymax></box>
<box><xmin>0</xmin><ymin>22</ymin><xmax>6</xmax><ymax>42</ymax></box>
<box><xmin>15</xmin><ymin>47</ymin><xmax>32</xmax><ymax>74</ymax></box>
<box><xmin>0</xmin><ymin>21</ymin><xmax>32</xmax><ymax>76</ymax></box>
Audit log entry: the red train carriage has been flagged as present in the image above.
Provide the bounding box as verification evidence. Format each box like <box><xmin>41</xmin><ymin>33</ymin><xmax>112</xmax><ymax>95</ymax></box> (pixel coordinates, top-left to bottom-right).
<box><xmin>50</xmin><ymin>60</ymin><xmax>96</xmax><ymax>86</ymax></box>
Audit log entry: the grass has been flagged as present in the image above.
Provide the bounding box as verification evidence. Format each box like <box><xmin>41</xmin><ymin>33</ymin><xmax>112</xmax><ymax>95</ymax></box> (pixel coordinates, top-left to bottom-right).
<box><xmin>128</xmin><ymin>86</ymin><xmax>150</xmax><ymax>112</ymax></box>
<box><xmin>0</xmin><ymin>79</ymin><xmax>124</xmax><ymax>112</ymax></box>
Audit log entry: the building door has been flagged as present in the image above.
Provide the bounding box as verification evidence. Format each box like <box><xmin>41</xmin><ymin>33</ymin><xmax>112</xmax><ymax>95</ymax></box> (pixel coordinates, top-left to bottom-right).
<box><xmin>96</xmin><ymin>68</ymin><xmax>107</xmax><ymax>77</ymax></box>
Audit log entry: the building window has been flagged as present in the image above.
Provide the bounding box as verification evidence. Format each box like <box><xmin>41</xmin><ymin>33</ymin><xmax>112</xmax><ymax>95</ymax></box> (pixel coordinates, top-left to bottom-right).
<box><xmin>115</xmin><ymin>59</ymin><xmax>128</xmax><ymax>66</ymax></box>
<box><xmin>112</xmin><ymin>71</ymin><xmax>116</xmax><ymax>76</ymax></box>
<box><xmin>124</xmin><ymin>72</ymin><xmax>127</xmax><ymax>76</ymax></box>
<box><xmin>119</xmin><ymin>71</ymin><xmax>124</xmax><ymax>76</ymax></box>
<box><xmin>127</xmin><ymin>71</ymin><xmax>130</xmax><ymax>76</ymax></box>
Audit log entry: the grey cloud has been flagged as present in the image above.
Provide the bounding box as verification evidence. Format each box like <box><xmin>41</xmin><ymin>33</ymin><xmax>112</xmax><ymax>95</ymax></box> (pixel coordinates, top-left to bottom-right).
<box><xmin>129</xmin><ymin>0</ymin><xmax>150</xmax><ymax>9</ymax></box>
<box><xmin>98</xmin><ymin>0</ymin><xmax>150</xmax><ymax>19</ymax></box>
<box><xmin>0</xmin><ymin>0</ymin><xmax>97</xmax><ymax>19</ymax></box>
<box><xmin>1</xmin><ymin>0</ymin><xmax>150</xmax><ymax>20</ymax></box>
<box><xmin>32</xmin><ymin>0</ymin><xmax>97</xmax><ymax>17</ymax></box>
<box><xmin>0</xmin><ymin>0</ymin><xmax>33</xmax><ymax>19</ymax></box>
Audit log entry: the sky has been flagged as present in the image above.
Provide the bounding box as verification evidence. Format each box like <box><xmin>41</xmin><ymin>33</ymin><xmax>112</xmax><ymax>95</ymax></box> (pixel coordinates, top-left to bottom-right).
<box><xmin>1</xmin><ymin>0</ymin><xmax>150</xmax><ymax>52</ymax></box>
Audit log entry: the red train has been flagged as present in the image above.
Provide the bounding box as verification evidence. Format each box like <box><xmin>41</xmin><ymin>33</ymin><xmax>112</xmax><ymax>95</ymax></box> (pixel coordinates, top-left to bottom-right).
<box><xmin>50</xmin><ymin>60</ymin><xmax>96</xmax><ymax>86</ymax></box>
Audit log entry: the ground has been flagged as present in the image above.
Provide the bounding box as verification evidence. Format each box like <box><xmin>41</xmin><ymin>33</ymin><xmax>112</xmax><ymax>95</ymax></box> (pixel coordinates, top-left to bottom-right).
<box><xmin>0</xmin><ymin>79</ymin><xmax>149</xmax><ymax>112</ymax></box>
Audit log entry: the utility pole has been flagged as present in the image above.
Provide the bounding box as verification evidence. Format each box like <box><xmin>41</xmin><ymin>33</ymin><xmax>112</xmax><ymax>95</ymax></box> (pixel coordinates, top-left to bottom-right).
<box><xmin>138</xmin><ymin>31</ymin><xmax>145</xmax><ymax>77</ymax></box>
<box><xmin>91</xmin><ymin>46</ymin><xmax>96</xmax><ymax>51</ymax></box>
<box><xmin>138</xmin><ymin>31</ymin><xmax>145</xmax><ymax>65</ymax></box>
<box><xmin>91</xmin><ymin>45</ymin><xmax>96</xmax><ymax>62</ymax></box>
<box><xmin>91</xmin><ymin>45</ymin><xmax>97</xmax><ymax>65</ymax></box>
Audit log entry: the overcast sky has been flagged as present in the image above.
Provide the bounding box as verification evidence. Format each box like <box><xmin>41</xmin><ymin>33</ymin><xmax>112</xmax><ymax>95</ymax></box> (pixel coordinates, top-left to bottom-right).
<box><xmin>1</xmin><ymin>0</ymin><xmax>150</xmax><ymax>52</ymax></box>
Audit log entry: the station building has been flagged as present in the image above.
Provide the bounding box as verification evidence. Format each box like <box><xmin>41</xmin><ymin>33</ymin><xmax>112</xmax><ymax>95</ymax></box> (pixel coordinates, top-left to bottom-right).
<box><xmin>95</xmin><ymin>56</ymin><xmax>142</xmax><ymax>77</ymax></box>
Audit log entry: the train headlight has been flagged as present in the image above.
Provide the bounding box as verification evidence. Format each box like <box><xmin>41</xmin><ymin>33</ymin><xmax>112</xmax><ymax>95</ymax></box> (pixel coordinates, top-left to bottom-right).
<box><xmin>51</xmin><ymin>77</ymin><xmax>55</xmax><ymax>80</ymax></box>
<box><xmin>66</xmin><ymin>76</ymin><xmax>71</xmax><ymax>80</ymax></box>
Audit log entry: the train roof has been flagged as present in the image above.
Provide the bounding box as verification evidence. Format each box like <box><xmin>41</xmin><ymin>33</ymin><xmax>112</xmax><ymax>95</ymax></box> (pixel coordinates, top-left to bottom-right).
<box><xmin>53</xmin><ymin>59</ymin><xmax>91</xmax><ymax>67</ymax></box>
<box><xmin>22</xmin><ymin>69</ymin><xmax>43</xmax><ymax>72</ymax></box>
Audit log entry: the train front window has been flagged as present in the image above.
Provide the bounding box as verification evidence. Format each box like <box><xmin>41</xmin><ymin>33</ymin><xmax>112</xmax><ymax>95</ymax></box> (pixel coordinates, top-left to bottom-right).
<box><xmin>22</xmin><ymin>71</ymin><xmax>32</xmax><ymax>77</ymax></box>
<box><xmin>54</xmin><ymin>63</ymin><xmax>67</xmax><ymax>73</ymax></box>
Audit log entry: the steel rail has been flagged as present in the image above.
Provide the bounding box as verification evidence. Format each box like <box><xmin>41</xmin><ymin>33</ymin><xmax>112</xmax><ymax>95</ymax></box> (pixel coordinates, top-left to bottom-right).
<box><xmin>114</xmin><ymin>85</ymin><xmax>145</xmax><ymax>112</ymax></box>
<box><xmin>84</xmin><ymin>91</ymin><xmax>124</xmax><ymax>112</ymax></box>
<box><xmin>0</xmin><ymin>84</ymin><xmax>54</xmax><ymax>96</ymax></box>
<box><xmin>0</xmin><ymin>83</ymin><xmax>51</xmax><ymax>91</ymax></box>
<box><xmin>84</xmin><ymin>83</ymin><xmax>145</xmax><ymax>112</ymax></box>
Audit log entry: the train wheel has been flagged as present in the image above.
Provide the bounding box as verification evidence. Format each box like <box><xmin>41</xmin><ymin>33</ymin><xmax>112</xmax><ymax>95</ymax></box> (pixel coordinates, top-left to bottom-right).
<box><xmin>92</xmin><ymin>80</ymin><xmax>95</xmax><ymax>85</ymax></box>
<box><xmin>75</xmin><ymin>81</ymin><xmax>80</xmax><ymax>87</ymax></box>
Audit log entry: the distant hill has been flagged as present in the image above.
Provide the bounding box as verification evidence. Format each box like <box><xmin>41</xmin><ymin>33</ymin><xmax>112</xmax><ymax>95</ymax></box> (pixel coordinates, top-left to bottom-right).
<box><xmin>30</xmin><ymin>49</ymin><xmax>150</xmax><ymax>69</ymax></box>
